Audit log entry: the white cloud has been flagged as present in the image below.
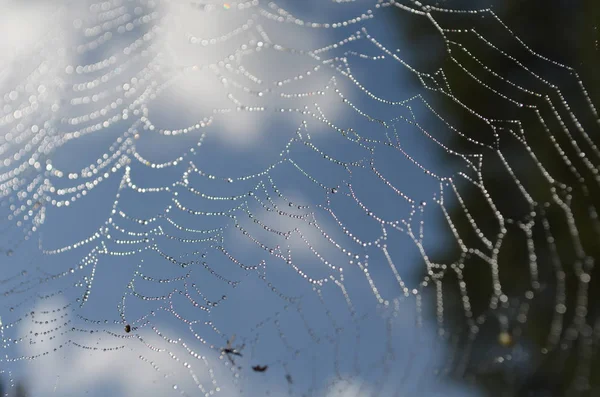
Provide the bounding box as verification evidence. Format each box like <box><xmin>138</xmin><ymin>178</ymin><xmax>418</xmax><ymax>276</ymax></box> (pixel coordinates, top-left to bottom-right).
<box><xmin>144</xmin><ymin>0</ymin><xmax>348</xmax><ymax>148</ymax></box>
<box><xmin>17</xmin><ymin>297</ymin><xmax>288</xmax><ymax>397</ymax></box>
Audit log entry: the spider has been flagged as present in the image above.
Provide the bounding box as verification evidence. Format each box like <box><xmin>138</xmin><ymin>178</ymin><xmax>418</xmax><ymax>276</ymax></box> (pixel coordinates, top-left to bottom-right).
<box><xmin>252</xmin><ymin>365</ymin><xmax>268</xmax><ymax>372</ymax></box>
<box><xmin>124</xmin><ymin>324</ymin><xmax>131</xmax><ymax>333</ymax></box>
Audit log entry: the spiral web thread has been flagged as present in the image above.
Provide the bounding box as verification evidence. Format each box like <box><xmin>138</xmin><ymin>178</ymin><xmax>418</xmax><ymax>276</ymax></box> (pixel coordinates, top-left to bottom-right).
<box><xmin>0</xmin><ymin>0</ymin><xmax>598</xmax><ymax>396</ymax></box>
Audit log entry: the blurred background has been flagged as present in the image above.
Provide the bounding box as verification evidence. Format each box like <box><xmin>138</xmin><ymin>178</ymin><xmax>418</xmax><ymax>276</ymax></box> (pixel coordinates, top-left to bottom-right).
<box><xmin>0</xmin><ymin>0</ymin><xmax>599</xmax><ymax>396</ymax></box>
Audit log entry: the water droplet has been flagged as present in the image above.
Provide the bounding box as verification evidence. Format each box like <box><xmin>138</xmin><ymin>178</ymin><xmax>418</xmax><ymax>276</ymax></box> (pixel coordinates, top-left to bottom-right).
<box><xmin>498</xmin><ymin>331</ymin><xmax>513</xmax><ymax>347</ymax></box>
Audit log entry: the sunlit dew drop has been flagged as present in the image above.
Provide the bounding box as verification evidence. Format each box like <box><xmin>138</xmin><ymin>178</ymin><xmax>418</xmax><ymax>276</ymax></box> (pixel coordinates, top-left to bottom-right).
<box><xmin>331</xmin><ymin>187</ymin><xmax>338</xmax><ymax>194</ymax></box>
<box><xmin>498</xmin><ymin>331</ymin><xmax>514</xmax><ymax>347</ymax></box>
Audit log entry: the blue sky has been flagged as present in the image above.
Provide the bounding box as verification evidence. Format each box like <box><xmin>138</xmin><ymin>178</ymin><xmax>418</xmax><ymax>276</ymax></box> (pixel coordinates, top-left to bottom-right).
<box><xmin>0</xmin><ymin>1</ymin><xmax>486</xmax><ymax>396</ymax></box>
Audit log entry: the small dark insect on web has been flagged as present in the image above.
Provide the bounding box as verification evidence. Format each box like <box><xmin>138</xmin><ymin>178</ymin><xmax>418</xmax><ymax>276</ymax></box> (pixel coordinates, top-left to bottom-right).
<box><xmin>221</xmin><ymin>335</ymin><xmax>245</xmax><ymax>367</ymax></box>
<box><xmin>252</xmin><ymin>365</ymin><xmax>268</xmax><ymax>372</ymax></box>
<box><xmin>124</xmin><ymin>324</ymin><xmax>131</xmax><ymax>333</ymax></box>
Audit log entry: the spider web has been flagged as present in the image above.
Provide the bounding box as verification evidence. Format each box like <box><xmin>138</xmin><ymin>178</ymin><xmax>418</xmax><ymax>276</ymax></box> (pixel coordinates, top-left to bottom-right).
<box><xmin>0</xmin><ymin>0</ymin><xmax>598</xmax><ymax>396</ymax></box>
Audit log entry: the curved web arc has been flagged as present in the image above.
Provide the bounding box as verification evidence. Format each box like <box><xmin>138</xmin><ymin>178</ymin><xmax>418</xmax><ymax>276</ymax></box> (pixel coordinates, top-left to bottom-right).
<box><xmin>0</xmin><ymin>0</ymin><xmax>599</xmax><ymax>396</ymax></box>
